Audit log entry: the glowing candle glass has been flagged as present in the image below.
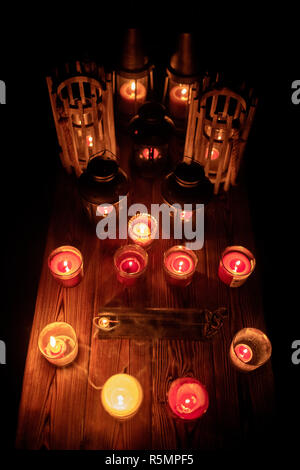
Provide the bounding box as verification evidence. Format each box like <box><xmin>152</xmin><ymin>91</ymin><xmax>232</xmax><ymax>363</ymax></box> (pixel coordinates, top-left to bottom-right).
<box><xmin>218</xmin><ymin>246</ymin><xmax>255</xmax><ymax>287</ymax></box>
<box><xmin>229</xmin><ymin>327</ymin><xmax>272</xmax><ymax>372</ymax></box>
<box><xmin>169</xmin><ymin>84</ymin><xmax>190</xmax><ymax>120</ymax></box>
<box><xmin>168</xmin><ymin>377</ymin><xmax>209</xmax><ymax>420</ymax></box>
<box><xmin>128</xmin><ymin>213</ymin><xmax>158</xmax><ymax>249</ymax></box>
<box><xmin>38</xmin><ymin>322</ymin><xmax>78</xmax><ymax>366</ymax></box>
<box><xmin>119</xmin><ymin>80</ymin><xmax>147</xmax><ymax>115</ymax></box>
<box><xmin>101</xmin><ymin>373</ymin><xmax>143</xmax><ymax>420</ymax></box>
<box><xmin>163</xmin><ymin>245</ymin><xmax>198</xmax><ymax>287</ymax></box>
<box><xmin>48</xmin><ymin>246</ymin><xmax>83</xmax><ymax>287</ymax></box>
<box><xmin>114</xmin><ymin>244</ymin><xmax>148</xmax><ymax>287</ymax></box>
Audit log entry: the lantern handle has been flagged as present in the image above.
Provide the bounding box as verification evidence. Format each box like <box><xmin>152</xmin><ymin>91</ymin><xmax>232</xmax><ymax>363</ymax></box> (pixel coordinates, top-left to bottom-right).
<box><xmin>88</xmin><ymin>148</ymin><xmax>119</xmax><ymax>163</ymax></box>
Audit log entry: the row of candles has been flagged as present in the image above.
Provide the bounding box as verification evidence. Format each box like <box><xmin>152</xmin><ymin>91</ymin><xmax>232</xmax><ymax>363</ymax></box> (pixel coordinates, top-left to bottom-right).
<box><xmin>41</xmin><ymin>211</ymin><xmax>270</xmax><ymax>421</ymax></box>
<box><xmin>48</xmin><ymin>213</ymin><xmax>256</xmax><ymax>289</ymax></box>
<box><xmin>39</xmin><ymin>320</ymin><xmax>271</xmax><ymax>420</ymax></box>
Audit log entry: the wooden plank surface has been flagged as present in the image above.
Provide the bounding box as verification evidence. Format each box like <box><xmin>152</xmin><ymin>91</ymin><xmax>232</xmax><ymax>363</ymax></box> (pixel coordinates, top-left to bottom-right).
<box><xmin>15</xmin><ymin>133</ymin><xmax>275</xmax><ymax>450</ymax></box>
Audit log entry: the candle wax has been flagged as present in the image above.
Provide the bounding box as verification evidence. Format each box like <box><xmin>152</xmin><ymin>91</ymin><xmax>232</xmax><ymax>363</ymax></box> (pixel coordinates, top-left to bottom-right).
<box><xmin>50</xmin><ymin>251</ymin><xmax>81</xmax><ymax>276</ymax></box>
<box><xmin>120</xmin><ymin>257</ymin><xmax>141</xmax><ymax>274</ymax></box>
<box><xmin>165</xmin><ymin>252</ymin><xmax>194</xmax><ymax>276</ymax></box>
<box><xmin>222</xmin><ymin>251</ymin><xmax>252</xmax><ymax>275</ymax></box>
<box><xmin>168</xmin><ymin>378</ymin><xmax>209</xmax><ymax>420</ymax></box>
<box><xmin>234</xmin><ymin>343</ymin><xmax>253</xmax><ymax>363</ymax></box>
<box><xmin>119</xmin><ymin>81</ymin><xmax>147</xmax><ymax>114</ymax></box>
<box><xmin>169</xmin><ymin>85</ymin><xmax>189</xmax><ymax>120</ymax></box>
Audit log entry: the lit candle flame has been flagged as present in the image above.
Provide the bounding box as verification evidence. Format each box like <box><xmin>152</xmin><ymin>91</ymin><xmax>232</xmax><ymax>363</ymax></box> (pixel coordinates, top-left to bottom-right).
<box><xmin>50</xmin><ymin>336</ymin><xmax>56</xmax><ymax>348</ymax></box>
<box><xmin>130</xmin><ymin>81</ymin><xmax>136</xmax><ymax>92</ymax></box>
<box><xmin>117</xmin><ymin>394</ymin><xmax>124</xmax><ymax>406</ymax></box>
<box><xmin>234</xmin><ymin>260</ymin><xmax>241</xmax><ymax>272</ymax></box>
<box><xmin>178</xmin><ymin>261</ymin><xmax>184</xmax><ymax>272</ymax></box>
<box><xmin>181</xmin><ymin>87</ymin><xmax>187</xmax><ymax>96</ymax></box>
<box><xmin>63</xmin><ymin>260</ymin><xmax>70</xmax><ymax>273</ymax></box>
<box><xmin>87</xmin><ymin>136</ymin><xmax>93</xmax><ymax>147</ymax></box>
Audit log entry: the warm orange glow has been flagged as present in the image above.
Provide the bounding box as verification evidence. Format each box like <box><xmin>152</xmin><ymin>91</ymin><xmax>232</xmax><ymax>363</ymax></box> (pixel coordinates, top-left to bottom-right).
<box><xmin>133</xmin><ymin>222</ymin><xmax>151</xmax><ymax>238</ymax></box>
<box><xmin>87</xmin><ymin>136</ymin><xmax>93</xmax><ymax>147</ymax></box>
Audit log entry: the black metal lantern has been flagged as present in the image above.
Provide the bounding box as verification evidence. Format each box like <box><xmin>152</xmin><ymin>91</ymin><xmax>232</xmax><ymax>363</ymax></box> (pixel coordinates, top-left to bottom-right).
<box><xmin>128</xmin><ymin>102</ymin><xmax>175</xmax><ymax>178</ymax></box>
<box><xmin>78</xmin><ymin>150</ymin><xmax>130</xmax><ymax>226</ymax></box>
<box><xmin>115</xmin><ymin>28</ymin><xmax>154</xmax><ymax>122</ymax></box>
<box><xmin>163</xmin><ymin>32</ymin><xmax>200</xmax><ymax>132</ymax></box>
<box><xmin>161</xmin><ymin>158</ymin><xmax>214</xmax><ymax>226</ymax></box>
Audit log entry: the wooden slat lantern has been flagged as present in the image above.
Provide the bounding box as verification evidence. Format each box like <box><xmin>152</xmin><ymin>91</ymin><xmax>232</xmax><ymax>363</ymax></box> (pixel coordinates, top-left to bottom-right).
<box><xmin>115</xmin><ymin>28</ymin><xmax>154</xmax><ymax>121</ymax></box>
<box><xmin>46</xmin><ymin>61</ymin><xmax>116</xmax><ymax>177</ymax></box>
<box><xmin>163</xmin><ymin>32</ymin><xmax>200</xmax><ymax>131</ymax></box>
<box><xmin>184</xmin><ymin>84</ymin><xmax>258</xmax><ymax>194</ymax></box>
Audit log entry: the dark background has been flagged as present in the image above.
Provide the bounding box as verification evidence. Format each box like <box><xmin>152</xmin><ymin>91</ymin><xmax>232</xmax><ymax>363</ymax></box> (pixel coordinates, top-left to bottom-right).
<box><xmin>0</xmin><ymin>5</ymin><xmax>299</xmax><ymax>462</ymax></box>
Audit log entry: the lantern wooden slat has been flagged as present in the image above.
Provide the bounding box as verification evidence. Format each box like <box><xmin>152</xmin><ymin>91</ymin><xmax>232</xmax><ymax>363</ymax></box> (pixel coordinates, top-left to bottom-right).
<box><xmin>47</xmin><ymin>61</ymin><xmax>117</xmax><ymax>176</ymax></box>
<box><xmin>184</xmin><ymin>85</ymin><xmax>257</xmax><ymax>194</ymax></box>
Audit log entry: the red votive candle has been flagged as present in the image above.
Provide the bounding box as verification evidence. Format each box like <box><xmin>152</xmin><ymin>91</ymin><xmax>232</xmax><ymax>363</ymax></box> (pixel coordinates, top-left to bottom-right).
<box><xmin>218</xmin><ymin>245</ymin><xmax>255</xmax><ymax>287</ymax></box>
<box><xmin>114</xmin><ymin>244</ymin><xmax>148</xmax><ymax>287</ymax></box>
<box><xmin>168</xmin><ymin>377</ymin><xmax>209</xmax><ymax>420</ymax></box>
<box><xmin>234</xmin><ymin>343</ymin><xmax>253</xmax><ymax>363</ymax></box>
<box><xmin>48</xmin><ymin>246</ymin><xmax>83</xmax><ymax>288</ymax></box>
<box><xmin>163</xmin><ymin>245</ymin><xmax>198</xmax><ymax>287</ymax></box>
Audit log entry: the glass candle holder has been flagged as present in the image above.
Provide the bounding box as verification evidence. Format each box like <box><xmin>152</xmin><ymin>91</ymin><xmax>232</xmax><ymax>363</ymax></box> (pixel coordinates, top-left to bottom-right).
<box><xmin>168</xmin><ymin>377</ymin><xmax>209</xmax><ymax>420</ymax></box>
<box><xmin>229</xmin><ymin>327</ymin><xmax>272</xmax><ymax>372</ymax></box>
<box><xmin>218</xmin><ymin>245</ymin><xmax>256</xmax><ymax>287</ymax></box>
<box><xmin>48</xmin><ymin>246</ymin><xmax>83</xmax><ymax>288</ymax></box>
<box><xmin>114</xmin><ymin>244</ymin><xmax>148</xmax><ymax>287</ymax></box>
<box><xmin>163</xmin><ymin>245</ymin><xmax>198</xmax><ymax>287</ymax></box>
<box><xmin>128</xmin><ymin>213</ymin><xmax>158</xmax><ymax>249</ymax></box>
<box><xmin>38</xmin><ymin>322</ymin><xmax>78</xmax><ymax>366</ymax></box>
<box><xmin>101</xmin><ymin>373</ymin><xmax>143</xmax><ymax>420</ymax></box>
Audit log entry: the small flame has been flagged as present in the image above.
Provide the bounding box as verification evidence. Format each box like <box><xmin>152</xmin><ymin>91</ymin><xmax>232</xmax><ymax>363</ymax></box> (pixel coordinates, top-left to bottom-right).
<box><xmin>117</xmin><ymin>394</ymin><xmax>124</xmax><ymax>405</ymax></box>
<box><xmin>50</xmin><ymin>336</ymin><xmax>56</xmax><ymax>348</ymax></box>
<box><xmin>234</xmin><ymin>260</ymin><xmax>241</xmax><ymax>272</ymax></box>
<box><xmin>130</xmin><ymin>81</ymin><xmax>136</xmax><ymax>92</ymax></box>
<box><xmin>87</xmin><ymin>136</ymin><xmax>93</xmax><ymax>147</ymax></box>
<box><xmin>63</xmin><ymin>260</ymin><xmax>70</xmax><ymax>273</ymax></box>
<box><xmin>181</xmin><ymin>87</ymin><xmax>188</xmax><ymax>96</ymax></box>
<box><xmin>178</xmin><ymin>261</ymin><xmax>184</xmax><ymax>272</ymax></box>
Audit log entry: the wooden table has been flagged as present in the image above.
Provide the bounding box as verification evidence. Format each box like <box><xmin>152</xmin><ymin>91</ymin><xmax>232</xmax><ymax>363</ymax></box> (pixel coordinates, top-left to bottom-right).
<box><xmin>16</xmin><ymin>134</ymin><xmax>275</xmax><ymax>451</ymax></box>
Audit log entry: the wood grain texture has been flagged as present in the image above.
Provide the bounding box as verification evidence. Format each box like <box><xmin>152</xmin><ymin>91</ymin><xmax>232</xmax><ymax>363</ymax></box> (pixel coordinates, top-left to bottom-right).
<box><xmin>16</xmin><ymin>133</ymin><xmax>275</xmax><ymax>450</ymax></box>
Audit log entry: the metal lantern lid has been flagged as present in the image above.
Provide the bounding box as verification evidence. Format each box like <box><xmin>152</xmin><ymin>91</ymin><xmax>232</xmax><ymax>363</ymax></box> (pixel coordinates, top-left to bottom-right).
<box><xmin>118</xmin><ymin>28</ymin><xmax>151</xmax><ymax>77</ymax></box>
<box><xmin>78</xmin><ymin>151</ymin><xmax>129</xmax><ymax>205</ymax></box>
<box><xmin>161</xmin><ymin>159</ymin><xmax>214</xmax><ymax>207</ymax></box>
<box><xmin>167</xmin><ymin>32</ymin><xmax>200</xmax><ymax>83</ymax></box>
<box><xmin>128</xmin><ymin>101</ymin><xmax>175</xmax><ymax>147</ymax></box>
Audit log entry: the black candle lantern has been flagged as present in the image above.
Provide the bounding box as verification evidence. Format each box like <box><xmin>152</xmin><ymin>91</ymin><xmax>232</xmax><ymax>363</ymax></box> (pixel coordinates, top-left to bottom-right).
<box><xmin>78</xmin><ymin>150</ymin><xmax>129</xmax><ymax>226</ymax></box>
<box><xmin>115</xmin><ymin>28</ymin><xmax>154</xmax><ymax>122</ymax></box>
<box><xmin>161</xmin><ymin>158</ymin><xmax>214</xmax><ymax>226</ymax></box>
<box><xmin>128</xmin><ymin>102</ymin><xmax>175</xmax><ymax>178</ymax></box>
<box><xmin>163</xmin><ymin>32</ymin><xmax>200</xmax><ymax>131</ymax></box>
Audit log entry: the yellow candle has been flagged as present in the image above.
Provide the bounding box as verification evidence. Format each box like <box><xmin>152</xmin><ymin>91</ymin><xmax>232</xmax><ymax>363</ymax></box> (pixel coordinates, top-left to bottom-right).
<box><xmin>101</xmin><ymin>373</ymin><xmax>143</xmax><ymax>419</ymax></box>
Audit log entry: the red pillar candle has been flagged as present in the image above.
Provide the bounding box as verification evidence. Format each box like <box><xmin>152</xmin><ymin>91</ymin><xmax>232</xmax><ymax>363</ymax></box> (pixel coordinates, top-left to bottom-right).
<box><xmin>218</xmin><ymin>246</ymin><xmax>255</xmax><ymax>287</ymax></box>
<box><xmin>163</xmin><ymin>245</ymin><xmax>198</xmax><ymax>287</ymax></box>
<box><xmin>114</xmin><ymin>244</ymin><xmax>148</xmax><ymax>287</ymax></box>
<box><xmin>169</xmin><ymin>84</ymin><xmax>189</xmax><ymax>120</ymax></box>
<box><xmin>128</xmin><ymin>213</ymin><xmax>158</xmax><ymax>249</ymax></box>
<box><xmin>168</xmin><ymin>377</ymin><xmax>209</xmax><ymax>420</ymax></box>
<box><xmin>119</xmin><ymin>80</ymin><xmax>147</xmax><ymax>115</ymax></box>
<box><xmin>48</xmin><ymin>246</ymin><xmax>83</xmax><ymax>288</ymax></box>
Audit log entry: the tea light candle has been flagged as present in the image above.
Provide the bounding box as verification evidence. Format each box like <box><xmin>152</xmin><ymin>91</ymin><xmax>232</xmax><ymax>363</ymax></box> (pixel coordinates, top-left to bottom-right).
<box><xmin>114</xmin><ymin>244</ymin><xmax>148</xmax><ymax>287</ymax></box>
<box><xmin>163</xmin><ymin>245</ymin><xmax>198</xmax><ymax>287</ymax></box>
<box><xmin>128</xmin><ymin>213</ymin><xmax>158</xmax><ymax>248</ymax></box>
<box><xmin>48</xmin><ymin>246</ymin><xmax>83</xmax><ymax>288</ymax></box>
<box><xmin>169</xmin><ymin>84</ymin><xmax>189</xmax><ymax>120</ymax></box>
<box><xmin>229</xmin><ymin>327</ymin><xmax>272</xmax><ymax>372</ymax></box>
<box><xmin>38</xmin><ymin>322</ymin><xmax>78</xmax><ymax>366</ymax></box>
<box><xmin>218</xmin><ymin>246</ymin><xmax>255</xmax><ymax>287</ymax></box>
<box><xmin>168</xmin><ymin>377</ymin><xmax>209</xmax><ymax>420</ymax></box>
<box><xmin>101</xmin><ymin>373</ymin><xmax>143</xmax><ymax>419</ymax></box>
<box><xmin>119</xmin><ymin>80</ymin><xmax>147</xmax><ymax>114</ymax></box>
